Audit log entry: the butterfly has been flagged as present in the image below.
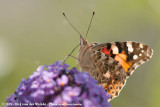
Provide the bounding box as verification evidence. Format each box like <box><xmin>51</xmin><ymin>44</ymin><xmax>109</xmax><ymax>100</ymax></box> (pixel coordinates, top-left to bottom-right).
<box><xmin>77</xmin><ymin>37</ymin><xmax>153</xmax><ymax>101</ymax></box>
<box><xmin>63</xmin><ymin>12</ymin><xmax>153</xmax><ymax>101</ymax></box>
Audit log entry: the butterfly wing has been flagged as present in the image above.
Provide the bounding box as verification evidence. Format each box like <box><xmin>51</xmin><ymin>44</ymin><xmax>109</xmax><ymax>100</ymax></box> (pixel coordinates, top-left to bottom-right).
<box><xmin>90</xmin><ymin>41</ymin><xmax>153</xmax><ymax>100</ymax></box>
<box><xmin>90</xmin><ymin>51</ymin><xmax>127</xmax><ymax>100</ymax></box>
<box><xmin>92</xmin><ymin>41</ymin><xmax>153</xmax><ymax>76</ymax></box>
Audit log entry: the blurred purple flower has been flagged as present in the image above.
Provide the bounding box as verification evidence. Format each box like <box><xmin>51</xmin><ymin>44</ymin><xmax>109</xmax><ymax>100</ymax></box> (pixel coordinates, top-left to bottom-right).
<box><xmin>57</xmin><ymin>75</ymin><xmax>68</xmax><ymax>86</ymax></box>
<box><xmin>6</xmin><ymin>61</ymin><xmax>110</xmax><ymax>107</ymax></box>
<box><xmin>62</xmin><ymin>86</ymin><xmax>81</xmax><ymax>102</ymax></box>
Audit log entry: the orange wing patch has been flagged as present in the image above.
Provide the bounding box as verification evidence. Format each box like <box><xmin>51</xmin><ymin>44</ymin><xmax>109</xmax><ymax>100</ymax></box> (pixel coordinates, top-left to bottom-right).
<box><xmin>101</xmin><ymin>46</ymin><xmax>132</xmax><ymax>72</ymax></box>
<box><xmin>114</xmin><ymin>54</ymin><xmax>132</xmax><ymax>72</ymax></box>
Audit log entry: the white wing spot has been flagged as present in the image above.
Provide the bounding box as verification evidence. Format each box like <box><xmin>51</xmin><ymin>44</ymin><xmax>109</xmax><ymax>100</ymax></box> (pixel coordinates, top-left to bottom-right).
<box><xmin>139</xmin><ymin>43</ymin><xmax>143</xmax><ymax>49</ymax></box>
<box><xmin>141</xmin><ymin>50</ymin><xmax>144</xmax><ymax>53</ymax></box>
<box><xmin>147</xmin><ymin>48</ymin><xmax>150</xmax><ymax>56</ymax></box>
<box><xmin>127</xmin><ymin>42</ymin><xmax>134</xmax><ymax>52</ymax></box>
<box><xmin>133</xmin><ymin>55</ymin><xmax>138</xmax><ymax>60</ymax></box>
<box><xmin>139</xmin><ymin>53</ymin><xmax>142</xmax><ymax>56</ymax></box>
<box><xmin>103</xmin><ymin>72</ymin><xmax>110</xmax><ymax>78</ymax></box>
<box><xmin>139</xmin><ymin>60</ymin><xmax>145</xmax><ymax>64</ymax></box>
<box><xmin>128</xmin><ymin>47</ymin><xmax>134</xmax><ymax>53</ymax></box>
<box><xmin>112</xmin><ymin>45</ymin><xmax>119</xmax><ymax>54</ymax></box>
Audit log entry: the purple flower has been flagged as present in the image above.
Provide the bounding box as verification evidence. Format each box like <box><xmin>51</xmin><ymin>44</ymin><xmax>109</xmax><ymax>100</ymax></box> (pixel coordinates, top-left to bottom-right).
<box><xmin>6</xmin><ymin>61</ymin><xmax>110</xmax><ymax>107</ymax></box>
<box><xmin>57</xmin><ymin>75</ymin><xmax>68</xmax><ymax>86</ymax></box>
<box><xmin>62</xmin><ymin>86</ymin><xmax>81</xmax><ymax>102</ymax></box>
<box><xmin>6</xmin><ymin>94</ymin><xmax>16</xmax><ymax>106</ymax></box>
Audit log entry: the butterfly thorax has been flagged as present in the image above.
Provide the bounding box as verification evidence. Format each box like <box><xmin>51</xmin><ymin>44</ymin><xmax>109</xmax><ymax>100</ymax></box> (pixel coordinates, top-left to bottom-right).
<box><xmin>77</xmin><ymin>43</ymin><xmax>96</xmax><ymax>73</ymax></box>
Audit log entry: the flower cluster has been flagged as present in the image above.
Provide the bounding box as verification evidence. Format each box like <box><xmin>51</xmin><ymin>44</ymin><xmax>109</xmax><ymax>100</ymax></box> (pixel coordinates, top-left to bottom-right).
<box><xmin>6</xmin><ymin>61</ymin><xmax>110</xmax><ymax>107</ymax></box>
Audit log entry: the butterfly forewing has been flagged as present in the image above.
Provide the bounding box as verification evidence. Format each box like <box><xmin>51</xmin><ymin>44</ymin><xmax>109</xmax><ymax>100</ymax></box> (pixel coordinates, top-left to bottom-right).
<box><xmin>89</xmin><ymin>41</ymin><xmax>153</xmax><ymax>100</ymax></box>
<box><xmin>91</xmin><ymin>41</ymin><xmax>153</xmax><ymax>76</ymax></box>
<box><xmin>124</xmin><ymin>42</ymin><xmax>153</xmax><ymax>76</ymax></box>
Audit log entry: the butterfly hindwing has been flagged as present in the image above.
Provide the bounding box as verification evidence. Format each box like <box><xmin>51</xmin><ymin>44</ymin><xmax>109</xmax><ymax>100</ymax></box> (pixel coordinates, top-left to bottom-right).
<box><xmin>90</xmin><ymin>45</ymin><xmax>127</xmax><ymax>100</ymax></box>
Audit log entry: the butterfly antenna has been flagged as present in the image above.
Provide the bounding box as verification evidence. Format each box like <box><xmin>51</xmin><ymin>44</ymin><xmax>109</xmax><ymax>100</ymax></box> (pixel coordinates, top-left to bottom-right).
<box><xmin>63</xmin><ymin>13</ymin><xmax>82</xmax><ymax>37</ymax></box>
<box><xmin>62</xmin><ymin>13</ymin><xmax>81</xmax><ymax>63</ymax></box>
<box><xmin>85</xmin><ymin>11</ymin><xmax>95</xmax><ymax>39</ymax></box>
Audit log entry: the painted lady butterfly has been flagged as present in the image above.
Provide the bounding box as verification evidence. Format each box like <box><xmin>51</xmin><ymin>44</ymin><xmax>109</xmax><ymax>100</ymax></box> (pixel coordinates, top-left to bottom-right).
<box><xmin>63</xmin><ymin>12</ymin><xmax>153</xmax><ymax>101</ymax></box>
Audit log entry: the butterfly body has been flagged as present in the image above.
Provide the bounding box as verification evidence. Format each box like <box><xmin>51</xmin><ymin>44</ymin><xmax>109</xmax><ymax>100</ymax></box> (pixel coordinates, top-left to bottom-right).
<box><xmin>77</xmin><ymin>39</ymin><xmax>96</xmax><ymax>73</ymax></box>
<box><xmin>77</xmin><ymin>36</ymin><xmax>153</xmax><ymax>100</ymax></box>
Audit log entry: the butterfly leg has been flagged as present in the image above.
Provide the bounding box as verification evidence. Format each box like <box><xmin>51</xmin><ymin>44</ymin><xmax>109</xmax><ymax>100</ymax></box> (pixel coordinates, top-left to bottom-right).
<box><xmin>63</xmin><ymin>44</ymin><xmax>80</xmax><ymax>63</ymax></box>
<box><xmin>68</xmin><ymin>54</ymin><xmax>80</xmax><ymax>61</ymax></box>
<box><xmin>63</xmin><ymin>54</ymin><xmax>79</xmax><ymax>64</ymax></box>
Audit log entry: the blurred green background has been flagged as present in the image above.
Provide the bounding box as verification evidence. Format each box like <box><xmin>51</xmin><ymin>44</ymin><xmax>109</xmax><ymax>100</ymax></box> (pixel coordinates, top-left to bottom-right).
<box><xmin>0</xmin><ymin>0</ymin><xmax>160</xmax><ymax>107</ymax></box>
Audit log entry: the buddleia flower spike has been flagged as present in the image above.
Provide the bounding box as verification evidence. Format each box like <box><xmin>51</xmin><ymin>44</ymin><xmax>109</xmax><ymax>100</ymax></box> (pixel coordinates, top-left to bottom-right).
<box><xmin>6</xmin><ymin>61</ymin><xmax>110</xmax><ymax>107</ymax></box>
